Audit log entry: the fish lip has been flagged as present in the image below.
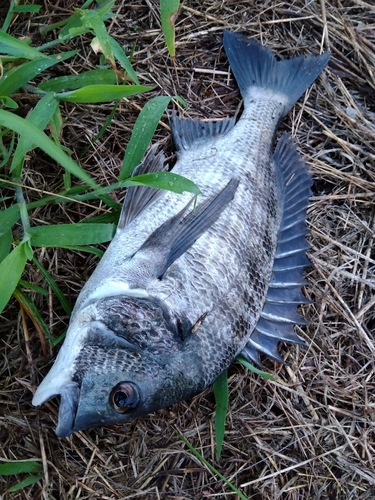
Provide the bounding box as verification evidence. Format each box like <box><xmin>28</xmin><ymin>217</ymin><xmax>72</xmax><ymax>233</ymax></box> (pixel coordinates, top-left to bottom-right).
<box><xmin>55</xmin><ymin>382</ymin><xmax>80</xmax><ymax>438</ymax></box>
<box><xmin>71</xmin><ymin>411</ymin><xmax>107</xmax><ymax>433</ymax></box>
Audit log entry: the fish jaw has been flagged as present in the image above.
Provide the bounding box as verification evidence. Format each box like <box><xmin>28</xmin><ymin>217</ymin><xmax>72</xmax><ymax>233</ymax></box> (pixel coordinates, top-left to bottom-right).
<box><xmin>32</xmin><ymin>322</ymin><xmax>90</xmax><ymax>408</ymax></box>
<box><xmin>32</xmin><ymin>319</ymin><xmax>92</xmax><ymax>438</ymax></box>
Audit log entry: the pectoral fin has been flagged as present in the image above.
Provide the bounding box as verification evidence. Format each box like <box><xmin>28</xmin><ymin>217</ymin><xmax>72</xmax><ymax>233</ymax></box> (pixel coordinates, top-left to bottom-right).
<box><xmin>138</xmin><ymin>178</ymin><xmax>239</xmax><ymax>278</ymax></box>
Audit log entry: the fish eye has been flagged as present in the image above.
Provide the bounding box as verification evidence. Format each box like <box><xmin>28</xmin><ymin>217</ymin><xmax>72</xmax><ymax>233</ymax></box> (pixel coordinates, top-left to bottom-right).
<box><xmin>110</xmin><ymin>382</ymin><xmax>140</xmax><ymax>414</ymax></box>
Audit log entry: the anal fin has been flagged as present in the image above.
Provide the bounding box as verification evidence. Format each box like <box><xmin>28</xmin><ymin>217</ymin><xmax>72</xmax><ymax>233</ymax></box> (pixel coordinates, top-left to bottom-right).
<box><xmin>241</xmin><ymin>134</ymin><xmax>311</xmax><ymax>367</ymax></box>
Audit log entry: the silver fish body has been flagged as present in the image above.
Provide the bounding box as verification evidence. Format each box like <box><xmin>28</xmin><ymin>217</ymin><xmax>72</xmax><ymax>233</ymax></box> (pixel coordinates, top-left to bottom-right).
<box><xmin>32</xmin><ymin>31</ymin><xmax>330</xmax><ymax>437</ymax></box>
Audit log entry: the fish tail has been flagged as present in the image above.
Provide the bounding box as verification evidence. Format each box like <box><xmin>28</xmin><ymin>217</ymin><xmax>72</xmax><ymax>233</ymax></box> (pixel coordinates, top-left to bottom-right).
<box><xmin>223</xmin><ymin>31</ymin><xmax>330</xmax><ymax>116</ymax></box>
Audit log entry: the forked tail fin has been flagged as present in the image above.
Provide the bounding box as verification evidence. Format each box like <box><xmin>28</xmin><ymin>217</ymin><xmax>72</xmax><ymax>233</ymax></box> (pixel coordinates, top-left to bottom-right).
<box><xmin>223</xmin><ymin>31</ymin><xmax>330</xmax><ymax>117</ymax></box>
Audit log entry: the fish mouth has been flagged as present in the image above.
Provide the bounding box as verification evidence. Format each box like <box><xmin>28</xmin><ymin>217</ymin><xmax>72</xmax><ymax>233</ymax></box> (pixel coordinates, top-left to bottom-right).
<box><xmin>54</xmin><ymin>382</ymin><xmax>80</xmax><ymax>438</ymax></box>
<box><xmin>32</xmin><ymin>375</ymin><xmax>81</xmax><ymax>437</ymax></box>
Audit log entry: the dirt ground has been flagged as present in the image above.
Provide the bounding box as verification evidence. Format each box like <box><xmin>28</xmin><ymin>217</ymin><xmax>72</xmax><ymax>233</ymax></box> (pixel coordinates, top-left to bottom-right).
<box><xmin>1</xmin><ymin>0</ymin><xmax>375</xmax><ymax>499</ymax></box>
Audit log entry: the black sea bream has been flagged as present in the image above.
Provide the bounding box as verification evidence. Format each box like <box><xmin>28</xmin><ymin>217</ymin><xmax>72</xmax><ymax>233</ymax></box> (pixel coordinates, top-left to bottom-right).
<box><xmin>32</xmin><ymin>31</ymin><xmax>330</xmax><ymax>437</ymax></box>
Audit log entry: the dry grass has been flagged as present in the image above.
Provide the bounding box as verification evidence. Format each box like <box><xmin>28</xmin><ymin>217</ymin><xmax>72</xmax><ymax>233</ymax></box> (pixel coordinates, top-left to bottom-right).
<box><xmin>1</xmin><ymin>0</ymin><xmax>375</xmax><ymax>498</ymax></box>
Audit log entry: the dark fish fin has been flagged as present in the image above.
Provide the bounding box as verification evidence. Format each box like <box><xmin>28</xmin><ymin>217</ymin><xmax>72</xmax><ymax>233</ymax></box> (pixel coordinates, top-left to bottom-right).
<box><xmin>241</xmin><ymin>134</ymin><xmax>311</xmax><ymax>366</ymax></box>
<box><xmin>223</xmin><ymin>31</ymin><xmax>330</xmax><ymax>116</ymax></box>
<box><xmin>118</xmin><ymin>145</ymin><xmax>167</xmax><ymax>229</ymax></box>
<box><xmin>140</xmin><ymin>178</ymin><xmax>239</xmax><ymax>278</ymax></box>
<box><xmin>171</xmin><ymin>112</ymin><xmax>236</xmax><ymax>152</ymax></box>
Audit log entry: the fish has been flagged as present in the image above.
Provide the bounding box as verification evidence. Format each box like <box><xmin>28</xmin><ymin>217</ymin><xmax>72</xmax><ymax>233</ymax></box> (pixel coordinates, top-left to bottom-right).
<box><xmin>32</xmin><ymin>31</ymin><xmax>330</xmax><ymax>437</ymax></box>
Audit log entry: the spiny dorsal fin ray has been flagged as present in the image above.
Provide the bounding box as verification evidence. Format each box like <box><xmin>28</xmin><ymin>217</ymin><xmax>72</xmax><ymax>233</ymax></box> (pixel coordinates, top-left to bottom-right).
<box><xmin>171</xmin><ymin>113</ymin><xmax>236</xmax><ymax>152</ymax></box>
<box><xmin>240</xmin><ymin>133</ymin><xmax>311</xmax><ymax>366</ymax></box>
<box><xmin>139</xmin><ymin>178</ymin><xmax>239</xmax><ymax>278</ymax></box>
<box><xmin>118</xmin><ymin>145</ymin><xmax>167</xmax><ymax>230</ymax></box>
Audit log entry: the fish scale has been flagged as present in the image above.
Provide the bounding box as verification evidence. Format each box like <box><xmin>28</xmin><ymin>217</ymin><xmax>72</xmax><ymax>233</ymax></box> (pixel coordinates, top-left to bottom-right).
<box><xmin>32</xmin><ymin>31</ymin><xmax>330</xmax><ymax>437</ymax></box>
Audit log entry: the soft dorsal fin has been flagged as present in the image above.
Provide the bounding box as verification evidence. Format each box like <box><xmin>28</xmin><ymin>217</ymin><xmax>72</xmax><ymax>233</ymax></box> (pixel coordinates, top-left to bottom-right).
<box><xmin>118</xmin><ymin>145</ymin><xmax>167</xmax><ymax>230</ymax></box>
<box><xmin>137</xmin><ymin>178</ymin><xmax>239</xmax><ymax>278</ymax></box>
<box><xmin>171</xmin><ymin>113</ymin><xmax>236</xmax><ymax>152</ymax></box>
<box><xmin>241</xmin><ymin>134</ymin><xmax>311</xmax><ymax>367</ymax></box>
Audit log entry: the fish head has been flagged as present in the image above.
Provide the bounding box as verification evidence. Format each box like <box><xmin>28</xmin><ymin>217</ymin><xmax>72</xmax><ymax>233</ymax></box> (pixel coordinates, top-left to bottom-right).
<box><xmin>52</xmin><ymin>349</ymin><xmax>170</xmax><ymax>437</ymax></box>
<box><xmin>33</xmin><ymin>298</ymin><xmax>203</xmax><ymax>437</ymax></box>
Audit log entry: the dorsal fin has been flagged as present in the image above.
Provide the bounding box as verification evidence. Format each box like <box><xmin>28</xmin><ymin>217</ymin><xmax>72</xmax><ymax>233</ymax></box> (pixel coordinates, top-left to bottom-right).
<box><xmin>137</xmin><ymin>178</ymin><xmax>239</xmax><ymax>279</ymax></box>
<box><xmin>241</xmin><ymin>134</ymin><xmax>311</xmax><ymax>367</ymax></box>
<box><xmin>171</xmin><ymin>113</ymin><xmax>235</xmax><ymax>152</ymax></box>
<box><xmin>118</xmin><ymin>145</ymin><xmax>167</xmax><ymax>230</ymax></box>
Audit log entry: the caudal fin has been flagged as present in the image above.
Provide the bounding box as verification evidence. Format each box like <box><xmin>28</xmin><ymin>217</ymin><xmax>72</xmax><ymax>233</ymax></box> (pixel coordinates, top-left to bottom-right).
<box><xmin>223</xmin><ymin>31</ymin><xmax>330</xmax><ymax>117</ymax></box>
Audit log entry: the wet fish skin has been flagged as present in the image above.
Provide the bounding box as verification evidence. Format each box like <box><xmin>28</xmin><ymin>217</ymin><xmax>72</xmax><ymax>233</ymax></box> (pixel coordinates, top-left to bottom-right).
<box><xmin>32</xmin><ymin>31</ymin><xmax>330</xmax><ymax>437</ymax></box>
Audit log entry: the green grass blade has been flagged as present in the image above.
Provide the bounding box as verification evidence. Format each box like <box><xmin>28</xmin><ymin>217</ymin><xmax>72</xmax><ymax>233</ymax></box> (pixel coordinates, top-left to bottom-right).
<box><xmin>0</xmin><ymin>229</ymin><xmax>12</xmax><ymax>263</ymax></box>
<box><xmin>5</xmin><ymin>475</ymin><xmax>43</xmax><ymax>494</ymax></box>
<box><xmin>0</xmin><ymin>110</ymin><xmax>98</xmax><ymax>188</ymax></box>
<box><xmin>53</xmin><ymin>12</ymin><xmax>83</xmax><ymax>38</ymax></box>
<box><xmin>13</xmin><ymin>288</ymin><xmax>54</xmax><ymax>342</ymax></box>
<box><xmin>120</xmin><ymin>96</ymin><xmax>174</xmax><ymax>181</ymax></box>
<box><xmin>38</xmin><ymin>69</ymin><xmax>118</xmax><ymax>92</ymax></box>
<box><xmin>12</xmin><ymin>5</ymin><xmax>42</xmax><ymax>13</ymax></box>
<box><xmin>83</xmin><ymin>172</ymin><xmax>200</xmax><ymax>198</ymax></box>
<box><xmin>0</xmin><ymin>205</ymin><xmax>20</xmax><ymax>237</ymax></box>
<box><xmin>80</xmin><ymin>8</ymin><xmax>115</xmax><ymax>65</ymax></box>
<box><xmin>237</xmin><ymin>356</ymin><xmax>277</xmax><ymax>380</ymax></box>
<box><xmin>32</xmin><ymin>257</ymin><xmax>72</xmax><ymax>315</ymax></box>
<box><xmin>18</xmin><ymin>279</ymin><xmax>48</xmax><ymax>295</ymax></box>
<box><xmin>0</xmin><ymin>179</ymin><xmax>117</xmax><ymax>212</ymax></box>
<box><xmin>0</xmin><ymin>243</ymin><xmax>28</xmax><ymax>314</ymax></box>
<box><xmin>39</xmin><ymin>13</ymin><xmax>76</xmax><ymax>35</ymax></box>
<box><xmin>179</xmin><ymin>435</ymin><xmax>247</xmax><ymax>500</ymax></box>
<box><xmin>129</xmin><ymin>171</ymin><xmax>201</xmax><ymax>195</ymax></box>
<box><xmin>49</xmin><ymin>104</ymin><xmax>63</xmax><ymax>143</ymax></box>
<box><xmin>28</xmin><ymin>223</ymin><xmax>115</xmax><ymax>247</ymax></box>
<box><xmin>52</xmin><ymin>245</ymin><xmax>104</xmax><ymax>257</ymax></box>
<box><xmin>1</xmin><ymin>0</ymin><xmax>16</xmax><ymax>33</ymax></box>
<box><xmin>0</xmin><ymin>31</ymin><xmax>48</xmax><ymax>60</ymax></box>
<box><xmin>56</xmin><ymin>84</ymin><xmax>152</xmax><ymax>103</ymax></box>
<box><xmin>0</xmin><ymin>461</ymin><xmax>41</xmax><ymax>476</ymax></box>
<box><xmin>0</xmin><ymin>96</ymin><xmax>18</xmax><ymax>108</ymax></box>
<box><xmin>160</xmin><ymin>0</ymin><xmax>180</xmax><ymax>57</ymax></box>
<box><xmin>11</xmin><ymin>92</ymin><xmax>59</xmax><ymax>176</ymax></box>
<box><xmin>108</xmin><ymin>35</ymin><xmax>139</xmax><ymax>84</ymax></box>
<box><xmin>0</xmin><ymin>51</ymin><xmax>79</xmax><ymax>96</ymax></box>
<box><xmin>213</xmin><ymin>369</ymin><xmax>228</xmax><ymax>460</ymax></box>
<box><xmin>0</xmin><ymin>130</ymin><xmax>16</xmax><ymax>168</ymax></box>
<box><xmin>80</xmin><ymin>100</ymin><xmax>119</xmax><ymax>157</ymax></box>
<box><xmin>51</xmin><ymin>331</ymin><xmax>67</xmax><ymax>346</ymax></box>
